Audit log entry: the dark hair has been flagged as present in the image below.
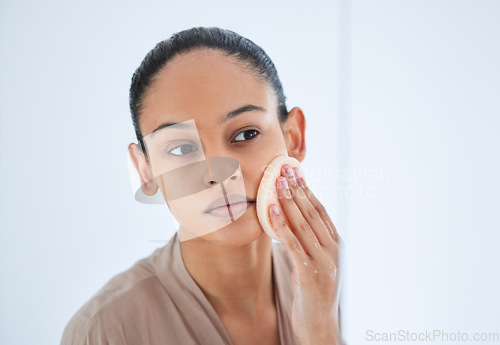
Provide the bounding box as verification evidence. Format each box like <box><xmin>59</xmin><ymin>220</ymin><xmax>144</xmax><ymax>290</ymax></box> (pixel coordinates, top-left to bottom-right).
<box><xmin>129</xmin><ymin>26</ymin><xmax>289</xmax><ymax>146</ymax></box>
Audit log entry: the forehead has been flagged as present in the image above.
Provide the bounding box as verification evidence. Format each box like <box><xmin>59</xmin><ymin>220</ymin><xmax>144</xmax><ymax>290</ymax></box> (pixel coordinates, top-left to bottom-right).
<box><xmin>140</xmin><ymin>48</ymin><xmax>274</xmax><ymax>135</ymax></box>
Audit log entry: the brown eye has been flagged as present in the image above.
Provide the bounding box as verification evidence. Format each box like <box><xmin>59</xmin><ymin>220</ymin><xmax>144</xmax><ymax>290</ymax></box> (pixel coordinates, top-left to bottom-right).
<box><xmin>233</xmin><ymin>129</ymin><xmax>260</xmax><ymax>142</ymax></box>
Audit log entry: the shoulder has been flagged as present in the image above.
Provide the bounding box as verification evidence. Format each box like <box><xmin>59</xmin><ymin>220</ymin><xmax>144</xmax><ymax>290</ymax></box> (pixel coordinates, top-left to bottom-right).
<box><xmin>60</xmin><ymin>245</ymin><xmax>173</xmax><ymax>344</ymax></box>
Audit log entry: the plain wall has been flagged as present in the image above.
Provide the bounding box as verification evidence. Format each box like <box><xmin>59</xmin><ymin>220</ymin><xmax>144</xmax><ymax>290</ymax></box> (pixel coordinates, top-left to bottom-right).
<box><xmin>342</xmin><ymin>0</ymin><xmax>500</xmax><ymax>343</ymax></box>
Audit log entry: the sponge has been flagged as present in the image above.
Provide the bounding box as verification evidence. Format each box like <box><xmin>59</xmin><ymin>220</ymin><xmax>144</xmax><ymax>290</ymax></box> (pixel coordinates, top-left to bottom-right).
<box><xmin>256</xmin><ymin>154</ymin><xmax>304</xmax><ymax>241</ymax></box>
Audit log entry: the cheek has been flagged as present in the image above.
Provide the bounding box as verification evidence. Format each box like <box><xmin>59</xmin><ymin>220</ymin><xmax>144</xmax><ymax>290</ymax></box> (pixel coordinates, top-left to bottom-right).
<box><xmin>260</xmin><ymin>129</ymin><xmax>289</xmax><ymax>165</ymax></box>
<box><xmin>237</xmin><ymin>129</ymin><xmax>288</xmax><ymax>195</ymax></box>
<box><xmin>240</xmin><ymin>153</ymin><xmax>288</xmax><ymax>199</ymax></box>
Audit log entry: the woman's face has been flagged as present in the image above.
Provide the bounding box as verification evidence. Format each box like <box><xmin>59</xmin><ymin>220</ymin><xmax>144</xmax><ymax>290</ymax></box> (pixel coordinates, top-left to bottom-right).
<box><xmin>132</xmin><ymin>48</ymin><xmax>305</xmax><ymax>247</ymax></box>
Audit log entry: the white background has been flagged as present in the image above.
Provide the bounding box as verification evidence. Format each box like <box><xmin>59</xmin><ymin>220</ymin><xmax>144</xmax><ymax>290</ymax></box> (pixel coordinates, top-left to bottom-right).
<box><xmin>0</xmin><ymin>1</ymin><xmax>498</xmax><ymax>344</ymax></box>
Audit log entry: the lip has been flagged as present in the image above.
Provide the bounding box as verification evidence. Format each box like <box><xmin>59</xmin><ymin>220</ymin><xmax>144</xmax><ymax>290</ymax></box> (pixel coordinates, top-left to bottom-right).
<box><xmin>204</xmin><ymin>194</ymin><xmax>255</xmax><ymax>214</ymax></box>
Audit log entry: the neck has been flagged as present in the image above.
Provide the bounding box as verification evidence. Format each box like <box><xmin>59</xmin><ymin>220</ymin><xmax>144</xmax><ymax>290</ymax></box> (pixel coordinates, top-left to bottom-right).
<box><xmin>179</xmin><ymin>231</ymin><xmax>274</xmax><ymax>317</ymax></box>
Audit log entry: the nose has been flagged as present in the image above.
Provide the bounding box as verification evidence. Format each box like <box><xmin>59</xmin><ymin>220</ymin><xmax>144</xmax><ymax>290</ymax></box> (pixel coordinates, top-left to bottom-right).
<box><xmin>202</xmin><ymin>156</ymin><xmax>241</xmax><ymax>188</ymax></box>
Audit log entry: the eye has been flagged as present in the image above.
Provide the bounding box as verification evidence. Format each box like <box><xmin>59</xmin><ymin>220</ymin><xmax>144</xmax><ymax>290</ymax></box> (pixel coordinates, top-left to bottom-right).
<box><xmin>233</xmin><ymin>129</ymin><xmax>260</xmax><ymax>143</ymax></box>
<box><xmin>169</xmin><ymin>144</ymin><xmax>199</xmax><ymax>156</ymax></box>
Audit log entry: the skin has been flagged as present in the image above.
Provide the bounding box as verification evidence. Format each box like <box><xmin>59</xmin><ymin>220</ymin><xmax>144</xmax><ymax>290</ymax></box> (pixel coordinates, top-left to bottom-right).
<box><xmin>128</xmin><ymin>48</ymin><xmax>343</xmax><ymax>345</ymax></box>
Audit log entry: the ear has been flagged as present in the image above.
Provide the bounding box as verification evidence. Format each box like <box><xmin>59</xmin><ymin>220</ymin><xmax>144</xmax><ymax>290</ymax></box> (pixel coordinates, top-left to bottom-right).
<box><xmin>282</xmin><ymin>107</ymin><xmax>306</xmax><ymax>162</ymax></box>
<box><xmin>128</xmin><ymin>142</ymin><xmax>158</xmax><ymax>196</ymax></box>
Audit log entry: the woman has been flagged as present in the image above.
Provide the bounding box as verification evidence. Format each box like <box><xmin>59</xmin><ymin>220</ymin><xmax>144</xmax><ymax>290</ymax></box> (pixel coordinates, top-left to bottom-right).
<box><xmin>61</xmin><ymin>26</ymin><xmax>344</xmax><ymax>345</ymax></box>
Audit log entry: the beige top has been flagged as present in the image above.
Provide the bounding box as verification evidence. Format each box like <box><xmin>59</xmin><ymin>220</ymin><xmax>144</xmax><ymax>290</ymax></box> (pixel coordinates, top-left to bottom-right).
<box><xmin>60</xmin><ymin>232</ymin><xmax>301</xmax><ymax>345</ymax></box>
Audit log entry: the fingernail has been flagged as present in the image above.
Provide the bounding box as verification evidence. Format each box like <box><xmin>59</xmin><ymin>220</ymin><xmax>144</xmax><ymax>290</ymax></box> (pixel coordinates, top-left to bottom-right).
<box><xmin>278</xmin><ymin>176</ymin><xmax>288</xmax><ymax>190</ymax></box>
<box><xmin>284</xmin><ymin>164</ymin><xmax>293</xmax><ymax>177</ymax></box>
<box><xmin>271</xmin><ymin>204</ymin><xmax>281</xmax><ymax>216</ymax></box>
<box><xmin>293</xmin><ymin>167</ymin><xmax>305</xmax><ymax>188</ymax></box>
<box><xmin>292</xmin><ymin>167</ymin><xmax>302</xmax><ymax>179</ymax></box>
<box><xmin>278</xmin><ymin>177</ymin><xmax>292</xmax><ymax>199</ymax></box>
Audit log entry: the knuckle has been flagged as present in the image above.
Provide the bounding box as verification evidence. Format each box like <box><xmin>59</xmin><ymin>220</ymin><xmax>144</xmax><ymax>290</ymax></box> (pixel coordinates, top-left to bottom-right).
<box><xmin>306</xmin><ymin>207</ymin><xmax>320</xmax><ymax>219</ymax></box>
<box><xmin>295</xmin><ymin>187</ymin><xmax>307</xmax><ymax>199</ymax></box>
<box><xmin>317</xmin><ymin>204</ymin><xmax>327</xmax><ymax>216</ymax></box>
<box><xmin>298</xmin><ymin>221</ymin><xmax>310</xmax><ymax>233</ymax></box>
<box><xmin>277</xmin><ymin>219</ymin><xmax>287</xmax><ymax>230</ymax></box>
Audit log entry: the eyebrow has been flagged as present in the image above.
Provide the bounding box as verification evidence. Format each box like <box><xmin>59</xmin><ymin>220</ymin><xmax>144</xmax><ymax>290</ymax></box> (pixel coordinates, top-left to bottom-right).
<box><xmin>220</xmin><ymin>104</ymin><xmax>266</xmax><ymax>124</ymax></box>
<box><xmin>152</xmin><ymin>121</ymin><xmax>193</xmax><ymax>133</ymax></box>
<box><xmin>151</xmin><ymin>104</ymin><xmax>266</xmax><ymax>133</ymax></box>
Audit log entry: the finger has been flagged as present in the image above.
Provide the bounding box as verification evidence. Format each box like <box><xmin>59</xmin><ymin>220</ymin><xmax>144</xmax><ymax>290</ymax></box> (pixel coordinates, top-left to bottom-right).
<box><xmin>282</xmin><ymin>164</ymin><xmax>337</xmax><ymax>250</ymax></box>
<box><xmin>269</xmin><ymin>203</ymin><xmax>311</xmax><ymax>269</ymax></box>
<box><xmin>276</xmin><ymin>175</ymin><xmax>323</xmax><ymax>261</ymax></box>
<box><xmin>293</xmin><ymin>167</ymin><xmax>340</xmax><ymax>243</ymax></box>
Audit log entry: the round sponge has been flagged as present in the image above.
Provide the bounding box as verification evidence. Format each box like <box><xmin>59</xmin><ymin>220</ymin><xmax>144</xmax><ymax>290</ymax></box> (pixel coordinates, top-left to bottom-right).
<box><xmin>256</xmin><ymin>154</ymin><xmax>304</xmax><ymax>241</ymax></box>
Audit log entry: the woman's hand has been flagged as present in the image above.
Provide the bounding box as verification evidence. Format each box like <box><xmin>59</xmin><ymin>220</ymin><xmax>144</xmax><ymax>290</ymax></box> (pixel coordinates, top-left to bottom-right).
<box><xmin>270</xmin><ymin>164</ymin><xmax>344</xmax><ymax>345</ymax></box>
